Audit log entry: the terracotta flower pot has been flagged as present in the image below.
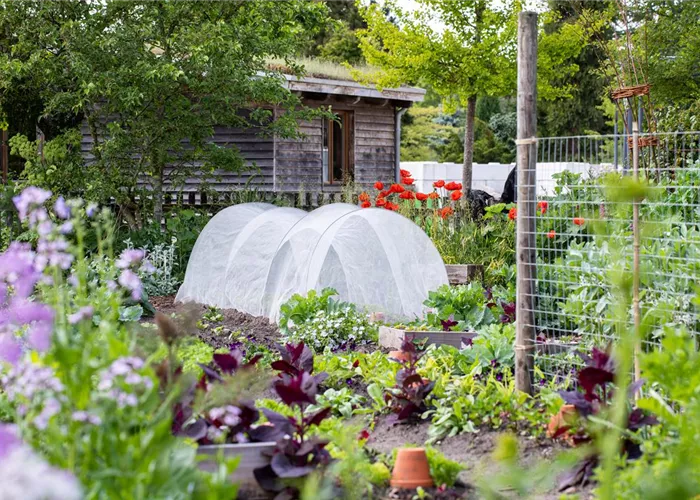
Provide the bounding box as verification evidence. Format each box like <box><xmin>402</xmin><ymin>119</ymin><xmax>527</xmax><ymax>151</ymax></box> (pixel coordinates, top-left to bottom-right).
<box><xmin>388</xmin><ymin>350</ymin><xmax>411</xmax><ymax>362</ymax></box>
<box><xmin>391</xmin><ymin>448</ymin><xmax>434</xmax><ymax>489</ymax></box>
<box><xmin>547</xmin><ymin>404</ymin><xmax>577</xmax><ymax>439</ymax></box>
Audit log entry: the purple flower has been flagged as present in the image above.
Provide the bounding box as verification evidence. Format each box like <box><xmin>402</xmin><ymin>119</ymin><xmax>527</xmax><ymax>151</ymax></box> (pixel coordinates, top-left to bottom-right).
<box><xmin>72</xmin><ymin>411</ymin><xmax>101</xmax><ymax>426</ymax></box>
<box><xmin>53</xmin><ymin>197</ymin><xmax>71</xmax><ymax>219</ymax></box>
<box><xmin>0</xmin><ymin>424</ymin><xmax>21</xmax><ymax>459</ymax></box>
<box><xmin>0</xmin><ymin>334</ymin><xmax>22</xmax><ymax>366</ymax></box>
<box><xmin>116</xmin><ymin>249</ymin><xmax>145</xmax><ymax>270</ymax></box>
<box><xmin>27</xmin><ymin>322</ymin><xmax>53</xmax><ymax>353</ymax></box>
<box><xmin>59</xmin><ymin>222</ymin><xmax>73</xmax><ymax>235</ymax></box>
<box><xmin>34</xmin><ymin>397</ymin><xmax>61</xmax><ymax>430</ymax></box>
<box><xmin>37</xmin><ymin>220</ymin><xmax>54</xmax><ymax>237</ymax></box>
<box><xmin>86</xmin><ymin>203</ymin><xmax>98</xmax><ymax>218</ymax></box>
<box><xmin>68</xmin><ymin>306</ymin><xmax>94</xmax><ymax>325</ymax></box>
<box><xmin>0</xmin><ymin>299</ymin><xmax>54</xmax><ymax>326</ymax></box>
<box><xmin>0</xmin><ymin>243</ymin><xmax>41</xmax><ymax>299</ymax></box>
<box><xmin>118</xmin><ymin>270</ymin><xmax>142</xmax><ymax>301</ymax></box>
<box><xmin>13</xmin><ymin>187</ymin><xmax>51</xmax><ymax>222</ymax></box>
<box><xmin>35</xmin><ymin>238</ymin><xmax>73</xmax><ymax>271</ymax></box>
<box><xmin>495</xmin><ymin>373</ymin><xmax>504</xmax><ymax>382</ymax></box>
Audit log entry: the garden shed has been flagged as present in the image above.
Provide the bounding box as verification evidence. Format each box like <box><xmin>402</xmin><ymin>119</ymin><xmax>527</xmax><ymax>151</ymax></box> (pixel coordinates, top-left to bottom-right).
<box><xmin>78</xmin><ymin>74</ymin><xmax>425</xmax><ymax>203</ymax></box>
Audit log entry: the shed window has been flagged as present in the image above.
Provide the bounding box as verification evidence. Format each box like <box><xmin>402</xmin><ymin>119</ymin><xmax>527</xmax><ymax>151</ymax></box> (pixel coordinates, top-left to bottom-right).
<box><xmin>323</xmin><ymin>111</ymin><xmax>353</xmax><ymax>184</ymax></box>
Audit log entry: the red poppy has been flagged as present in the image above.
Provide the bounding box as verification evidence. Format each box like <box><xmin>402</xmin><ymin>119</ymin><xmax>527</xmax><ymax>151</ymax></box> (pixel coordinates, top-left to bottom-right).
<box><xmin>375</xmin><ymin>198</ymin><xmax>387</xmax><ymax>207</ymax></box>
<box><xmin>537</xmin><ymin>200</ymin><xmax>548</xmax><ymax>215</ymax></box>
<box><xmin>374</xmin><ymin>181</ymin><xmax>384</xmax><ymax>191</ymax></box>
<box><xmin>378</xmin><ymin>190</ymin><xmax>390</xmax><ymax>198</ymax></box>
<box><xmin>390</xmin><ymin>183</ymin><xmax>405</xmax><ymax>194</ymax></box>
<box><xmin>416</xmin><ymin>192</ymin><xmax>428</xmax><ymax>201</ymax></box>
<box><xmin>400</xmin><ymin>169</ymin><xmax>412</xmax><ymax>178</ymax></box>
<box><xmin>361</xmin><ymin>201</ymin><xmax>371</xmax><ymax>208</ymax></box>
<box><xmin>440</xmin><ymin>206</ymin><xmax>454</xmax><ymax>219</ymax></box>
<box><xmin>433</xmin><ymin>180</ymin><xmax>445</xmax><ymax>188</ymax></box>
<box><xmin>573</xmin><ymin>217</ymin><xmax>585</xmax><ymax>226</ymax></box>
<box><xmin>547</xmin><ymin>230</ymin><xmax>556</xmax><ymax>239</ymax></box>
<box><xmin>402</xmin><ymin>177</ymin><xmax>415</xmax><ymax>185</ymax></box>
<box><xmin>450</xmin><ymin>190</ymin><xmax>463</xmax><ymax>201</ymax></box>
<box><xmin>508</xmin><ymin>207</ymin><xmax>517</xmax><ymax>220</ymax></box>
<box><xmin>445</xmin><ymin>181</ymin><xmax>462</xmax><ymax>191</ymax></box>
<box><xmin>358</xmin><ymin>192</ymin><xmax>370</xmax><ymax>202</ymax></box>
<box><xmin>384</xmin><ymin>202</ymin><xmax>399</xmax><ymax>211</ymax></box>
<box><xmin>399</xmin><ymin>191</ymin><xmax>415</xmax><ymax>200</ymax></box>
<box><xmin>428</xmin><ymin>192</ymin><xmax>440</xmax><ymax>199</ymax></box>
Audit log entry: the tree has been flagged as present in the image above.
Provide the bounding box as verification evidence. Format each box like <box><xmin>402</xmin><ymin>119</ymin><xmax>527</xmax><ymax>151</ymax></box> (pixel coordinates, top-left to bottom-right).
<box><xmin>358</xmin><ymin>1</ymin><xmax>584</xmax><ymax>192</ymax></box>
<box><xmin>0</xmin><ymin>1</ymin><xmax>328</xmax><ymax>223</ymax></box>
<box><xmin>537</xmin><ymin>1</ymin><xmax>611</xmax><ymax>136</ymax></box>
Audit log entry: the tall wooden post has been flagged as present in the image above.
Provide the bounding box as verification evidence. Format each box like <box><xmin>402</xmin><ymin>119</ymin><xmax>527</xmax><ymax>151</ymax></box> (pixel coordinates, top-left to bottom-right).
<box><xmin>632</xmin><ymin>120</ymin><xmax>641</xmax><ymax>384</ymax></box>
<box><xmin>515</xmin><ymin>11</ymin><xmax>538</xmax><ymax>394</ymax></box>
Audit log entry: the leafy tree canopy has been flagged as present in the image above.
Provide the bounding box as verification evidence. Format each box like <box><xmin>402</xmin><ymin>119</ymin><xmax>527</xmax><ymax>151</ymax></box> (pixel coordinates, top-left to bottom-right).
<box><xmin>0</xmin><ymin>1</ymin><xmax>329</xmax><ymax>222</ymax></box>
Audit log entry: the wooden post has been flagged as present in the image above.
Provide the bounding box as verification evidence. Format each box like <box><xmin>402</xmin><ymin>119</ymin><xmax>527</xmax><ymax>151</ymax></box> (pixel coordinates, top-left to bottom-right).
<box><xmin>632</xmin><ymin>120</ymin><xmax>641</xmax><ymax>384</ymax></box>
<box><xmin>515</xmin><ymin>11</ymin><xmax>538</xmax><ymax>394</ymax></box>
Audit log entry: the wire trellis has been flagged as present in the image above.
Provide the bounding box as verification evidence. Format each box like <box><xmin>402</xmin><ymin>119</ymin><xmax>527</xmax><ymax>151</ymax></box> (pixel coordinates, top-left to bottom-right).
<box><xmin>522</xmin><ymin>131</ymin><xmax>700</xmax><ymax>385</ymax></box>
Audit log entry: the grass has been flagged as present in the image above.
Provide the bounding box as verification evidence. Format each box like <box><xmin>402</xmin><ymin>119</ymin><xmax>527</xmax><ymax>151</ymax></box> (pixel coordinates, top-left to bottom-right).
<box><xmin>266</xmin><ymin>56</ymin><xmax>383</xmax><ymax>83</ymax></box>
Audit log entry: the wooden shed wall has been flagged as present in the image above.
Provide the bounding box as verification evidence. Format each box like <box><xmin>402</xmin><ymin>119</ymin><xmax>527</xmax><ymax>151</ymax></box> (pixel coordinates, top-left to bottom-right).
<box><xmin>275</xmin><ymin>98</ymin><xmax>397</xmax><ymax>192</ymax></box>
<box><xmin>79</xmin><ymin>98</ymin><xmax>397</xmax><ymax>195</ymax></box>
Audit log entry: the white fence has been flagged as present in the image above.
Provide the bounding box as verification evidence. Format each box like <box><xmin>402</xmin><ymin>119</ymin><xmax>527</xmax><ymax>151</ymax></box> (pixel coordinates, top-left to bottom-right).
<box><xmin>402</xmin><ymin>161</ymin><xmax>611</xmax><ymax>198</ymax></box>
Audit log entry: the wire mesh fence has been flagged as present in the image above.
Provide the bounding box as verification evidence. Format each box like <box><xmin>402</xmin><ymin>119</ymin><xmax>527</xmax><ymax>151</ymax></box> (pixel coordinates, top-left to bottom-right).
<box><xmin>521</xmin><ymin>131</ymin><xmax>700</xmax><ymax>385</ymax></box>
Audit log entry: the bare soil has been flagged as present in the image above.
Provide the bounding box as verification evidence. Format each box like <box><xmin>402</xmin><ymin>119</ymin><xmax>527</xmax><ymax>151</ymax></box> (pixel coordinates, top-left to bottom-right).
<box><xmin>148</xmin><ymin>295</ymin><xmax>282</xmax><ymax>351</ymax></box>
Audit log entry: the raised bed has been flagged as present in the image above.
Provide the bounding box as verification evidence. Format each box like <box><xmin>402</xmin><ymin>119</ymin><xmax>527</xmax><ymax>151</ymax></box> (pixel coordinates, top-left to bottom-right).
<box><xmin>198</xmin><ymin>442</ymin><xmax>275</xmax><ymax>490</ymax></box>
<box><xmin>445</xmin><ymin>264</ymin><xmax>484</xmax><ymax>285</ymax></box>
<box><xmin>379</xmin><ymin>325</ymin><xmax>465</xmax><ymax>349</ymax></box>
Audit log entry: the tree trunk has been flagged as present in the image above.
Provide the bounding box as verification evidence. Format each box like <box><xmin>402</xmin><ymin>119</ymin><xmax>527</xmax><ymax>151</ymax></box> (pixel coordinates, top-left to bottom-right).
<box><xmin>153</xmin><ymin>163</ymin><xmax>164</xmax><ymax>227</ymax></box>
<box><xmin>462</xmin><ymin>95</ymin><xmax>477</xmax><ymax>195</ymax></box>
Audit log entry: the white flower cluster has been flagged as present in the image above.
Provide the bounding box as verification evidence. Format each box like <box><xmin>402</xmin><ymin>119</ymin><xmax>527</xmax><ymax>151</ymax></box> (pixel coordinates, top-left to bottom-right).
<box><xmin>284</xmin><ymin>308</ymin><xmax>377</xmax><ymax>352</ymax></box>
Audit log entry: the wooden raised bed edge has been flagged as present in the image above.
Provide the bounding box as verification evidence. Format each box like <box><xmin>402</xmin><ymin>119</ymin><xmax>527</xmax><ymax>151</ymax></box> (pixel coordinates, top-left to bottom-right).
<box><xmin>379</xmin><ymin>325</ymin><xmax>467</xmax><ymax>349</ymax></box>
<box><xmin>445</xmin><ymin>264</ymin><xmax>484</xmax><ymax>285</ymax></box>
<box><xmin>198</xmin><ymin>441</ymin><xmax>276</xmax><ymax>485</ymax></box>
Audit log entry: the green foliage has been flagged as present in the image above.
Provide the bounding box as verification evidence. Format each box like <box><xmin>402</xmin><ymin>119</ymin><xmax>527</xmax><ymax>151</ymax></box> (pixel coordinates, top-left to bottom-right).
<box><xmin>0</xmin><ymin>1</ymin><xmax>329</xmax><ymax>217</ymax></box>
<box><xmin>315</xmin><ymin>419</ymin><xmax>390</xmax><ymax>500</ymax></box>
<box><xmin>423</xmin><ymin>281</ymin><xmax>514</xmax><ymax>332</ymax></box>
<box><xmin>461</xmin><ymin>323</ymin><xmax>516</xmax><ymax>370</ymax></box>
<box><xmin>279</xmin><ymin>288</ymin><xmax>352</xmax><ymax>334</ymax></box>
<box><xmin>1</xmin><ymin>195</ymin><xmax>236</xmax><ymax>498</ymax></box>
<box><xmin>610</xmin><ymin>328</ymin><xmax>700</xmax><ymax>499</ymax></box>
<box><xmin>283</xmin><ymin>307</ymin><xmax>377</xmax><ymax>353</ymax></box>
<box><xmin>308</xmin><ymin>388</ymin><xmax>370</xmax><ymax>420</ymax></box>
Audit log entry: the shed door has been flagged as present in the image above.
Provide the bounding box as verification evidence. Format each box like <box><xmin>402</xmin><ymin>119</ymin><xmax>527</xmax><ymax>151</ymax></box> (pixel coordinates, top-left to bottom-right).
<box><xmin>323</xmin><ymin>111</ymin><xmax>354</xmax><ymax>185</ymax></box>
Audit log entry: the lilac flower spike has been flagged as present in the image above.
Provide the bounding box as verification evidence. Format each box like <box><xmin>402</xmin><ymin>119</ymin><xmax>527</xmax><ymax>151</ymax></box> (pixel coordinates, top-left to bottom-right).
<box><xmin>116</xmin><ymin>249</ymin><xmax>145</xmax><ymax>270</ymax></box>
<box><xmin>53</xmin><ymin>197</ymin><xmax>71</xmax><ymax>219</ymax></box>
<box><xmin>86</xmin><ymin>202</ymin><xmax>98</xmax><ymax>218</ymax></box>
<box><xmin>68</xmin><ymin>306</ymin><xmax>94</xmax><ymax>325</ymax></box>
<box><xmin>13</xmin><ymin>187</ymin><xmax>51</xmax><ymax>222</ymax></box>
<box><xmin>0</xmin><ymin>424</ymin><xmax>21</xmax><ymax>459</ymax></box>
<box><xmin>118</xmin><ymin>269</ymin><xmax>142</xmax><ymax>301</ymax></box>
<box><xmin>0</xmin><ymin>334</ymin><xmax>22</xmax><ymax>366</ymax></box>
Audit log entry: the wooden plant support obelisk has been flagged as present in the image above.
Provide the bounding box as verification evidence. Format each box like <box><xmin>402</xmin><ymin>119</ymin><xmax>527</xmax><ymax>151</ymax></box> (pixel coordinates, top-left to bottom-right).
<box><xmin>515</xmin><ymin>11</ymin><xmax>538</xmax><ymax>395</ymax></box>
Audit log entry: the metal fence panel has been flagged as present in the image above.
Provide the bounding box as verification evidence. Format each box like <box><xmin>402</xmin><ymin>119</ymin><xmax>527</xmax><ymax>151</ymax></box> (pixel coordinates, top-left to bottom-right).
<box><xmin>524</xmin><ymin>131</ymin><xmax>700</xmax><ymax>385</ymax></box>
